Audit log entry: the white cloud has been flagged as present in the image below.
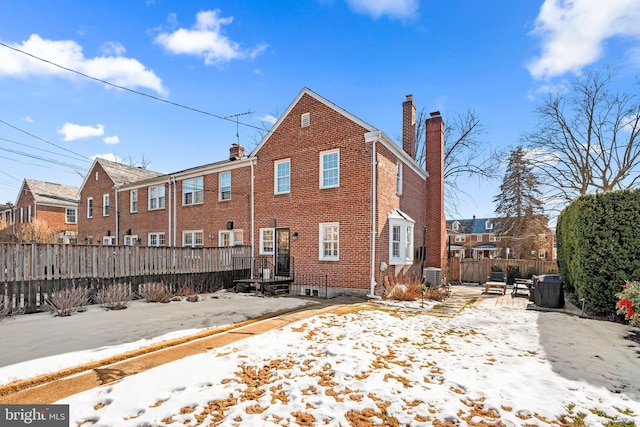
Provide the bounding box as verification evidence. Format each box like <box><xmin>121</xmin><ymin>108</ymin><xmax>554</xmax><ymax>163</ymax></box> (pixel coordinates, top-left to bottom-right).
<box><xmin>58</xmin><ymin>123</ymin><xmax>104</xmax><ymax>141</ymax></box>
<box><xmin>91</xmin><ymin>153</ymin><xmax>122</xmax><ymax>163</ymax></box>
<box><xmin>258</xmin><ymin>114</ymin><xmax>277</xmax><ymax>125</ymax></box>
<box><xmin>154</xmin><ymin>10</ymin><xmax>268</xmax><ymax>65</ymax></box>
<box><xmin>101</xmin><ymin>41</ymin><xmax>126</xmax><ymax>56</ymax></box>
<box><xmin>21</xmin><ymin>116</ymin><xmax>34</xmax><ymax>123</ymax></box>
<box><xmin>0</xmin><ymin>34</ymin><xmax>167</xmax><ymax>95</ymax></box>
<box><xmin>526</xmin><ymin>80</ymin><xmax>570</xmax><ymax>101</ymax></box>
<box><xmin>103</xmin><ymin>135</ymin><xmax>120</xmax><ymax>145</ymax></box>
<box><xmin>344</xmin><ymin>0</ymin><xmax>418</xmax><ymax>19</ymax></box>
<box><xmin>527</xmin><ymin>0</ymin><xmax>640</xmax><ymax>80</ymax></box>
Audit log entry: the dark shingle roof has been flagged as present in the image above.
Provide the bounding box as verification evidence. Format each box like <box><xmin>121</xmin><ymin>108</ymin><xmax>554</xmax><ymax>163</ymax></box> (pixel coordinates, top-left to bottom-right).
<box><xmin>97</xmin><ymin>158</ymin><xmax>164</xmax><ymax>186</ymax></box>
<box><xmin>25</xmin><ymin>179</ymin><xmax>79</xmax><ymax>207</ymax></box>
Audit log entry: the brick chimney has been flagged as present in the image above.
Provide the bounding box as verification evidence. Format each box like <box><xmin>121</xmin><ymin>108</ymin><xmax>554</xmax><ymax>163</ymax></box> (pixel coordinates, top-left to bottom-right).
<box><xmin>229</xmin><ymin>143</ymin><xmax>245</xmax><ymax>160</ymax></box>
<box><xmin>425</xmin><ymin>111</ymin><xmax>446</xmax><ymax>270</ymax></box>
<box><xmin>402</xmin><ymin>94</ymin><xmax>416</xmax><ymax>159</ymax></box>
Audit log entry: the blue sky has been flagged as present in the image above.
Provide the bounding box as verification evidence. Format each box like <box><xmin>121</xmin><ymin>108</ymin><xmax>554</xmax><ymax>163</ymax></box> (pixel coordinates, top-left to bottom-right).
<box><xmin>1</xmin><ymin>0</ymin><xmax>639</xmax><ymax>220</ymax></box>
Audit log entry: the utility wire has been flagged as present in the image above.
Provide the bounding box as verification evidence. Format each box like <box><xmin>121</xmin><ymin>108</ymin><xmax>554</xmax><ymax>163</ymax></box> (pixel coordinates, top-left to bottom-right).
<box><xmin>0</xmin><ymin>135</ymin><xmax>90</xmax><ymax>162</ymax></box>
<box><xmin>0</xmin><ymin>41</ymin><xmax>276</xmax><ymax>135</ymax></box>
<box><xmin>0</xmin><ymin>145</ymin><xmax>88</xmax><ymax>171</ymax></box>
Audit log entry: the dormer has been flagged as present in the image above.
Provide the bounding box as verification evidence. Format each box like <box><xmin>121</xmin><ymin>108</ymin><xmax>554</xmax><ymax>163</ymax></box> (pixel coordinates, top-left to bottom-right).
<box><xmin>485</xmin><ymin>220</ymin><xmax>494</xmax><ymax>231</ymax></box>
<box><xmin>452</xmin><ymin>221</ymin><xmax>460</xmax><ymax>231</ymax></box>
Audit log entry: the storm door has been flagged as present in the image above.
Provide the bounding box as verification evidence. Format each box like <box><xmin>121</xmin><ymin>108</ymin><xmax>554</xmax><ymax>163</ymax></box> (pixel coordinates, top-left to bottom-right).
<box><xmin>275</xmin><ymin>228</ymin><xmax>290</xmax><ymax>277</ymax></box>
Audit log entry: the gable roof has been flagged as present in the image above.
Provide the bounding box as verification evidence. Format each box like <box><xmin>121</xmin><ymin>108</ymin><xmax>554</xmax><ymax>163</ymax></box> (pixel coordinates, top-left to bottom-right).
<box><xmin>22</xmin><ymin>179</ymin><xmax>79</xmax><ymax>207</ymax></box>
<box><xmin>78</xmin><ymin>158</ymin><xmax>164</xmax><ymax>194</ymax></box>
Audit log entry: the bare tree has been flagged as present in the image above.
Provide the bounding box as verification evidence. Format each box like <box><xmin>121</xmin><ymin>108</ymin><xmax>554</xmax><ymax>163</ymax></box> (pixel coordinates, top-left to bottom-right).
<box><xmin>414</xmin><ymin>108</ymin><xmax>501</xmax><ymax>216</ymax></box>
<box><xmin>16</xmin><ymin>218</ymin><xmax>57</xmax><ymax>243</ymax></box>
<box><xmin>524</xmin><ymin>67</ymin><xmax>640</xmax><ymax>208</ymax></box>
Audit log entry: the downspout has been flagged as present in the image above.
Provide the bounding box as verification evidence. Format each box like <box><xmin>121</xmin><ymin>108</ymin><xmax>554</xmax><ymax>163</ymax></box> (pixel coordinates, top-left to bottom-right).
<box><xmin>172</xmin><ymin>177</ymin><xmax>177</xmax><ymax>246</ymax></box>
<box><xmin>168</xmin><ymin>178</ymin><xmax>172</xmax><ymax>247</ymax></box>
<box><xmin>114</xmin><ymin>187</ymin><xmax>119</xmax><ymax>245</ymax></box>
<box><xmin>250</xmin><ymin>158</ymin><xmax>255</xmax><ymax>278</ymax></box>
<box><xmin>367</xmin><ymin>131</ymin><xmax>382</xmax><ymax>299</ymax></box>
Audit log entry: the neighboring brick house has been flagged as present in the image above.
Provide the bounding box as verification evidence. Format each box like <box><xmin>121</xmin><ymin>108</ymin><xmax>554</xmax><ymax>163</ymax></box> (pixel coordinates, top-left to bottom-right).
<box><xmin>0</xmin><ymin>203</ymin><xmax>15</xmax><ymax>242</ymax></box>
<box><xmin>76</xmin><ymin>88</ymin><xmax>447</xmax><ymax>296</ymax></box>
<box><xmin>446</xmin><ymin>216</ymin><xmax>555</xmax><ymax>260</ymax></box>
<box><xmin>77</xmin><ymin>158</ymin><xmax>163</xmax><ymax>245</ymax></box>
<box><xmin>11</xmin><ymin>179</ymin><xmax>79</xmax><ymax>243</ymax></box>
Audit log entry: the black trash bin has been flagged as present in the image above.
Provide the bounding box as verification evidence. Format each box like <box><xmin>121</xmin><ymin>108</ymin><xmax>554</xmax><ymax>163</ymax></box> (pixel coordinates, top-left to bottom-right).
<box><xmin>534</xmin><ymin>274</ymin><xmax>564</xmax><ymax>308</ymax></box>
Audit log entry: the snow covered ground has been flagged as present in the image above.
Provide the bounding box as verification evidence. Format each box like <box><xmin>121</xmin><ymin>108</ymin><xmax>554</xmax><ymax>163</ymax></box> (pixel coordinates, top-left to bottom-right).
<box><xmin>2</xmin><ymin>290</ymin><xmax>639</xmax><ymax>426</ymax></box>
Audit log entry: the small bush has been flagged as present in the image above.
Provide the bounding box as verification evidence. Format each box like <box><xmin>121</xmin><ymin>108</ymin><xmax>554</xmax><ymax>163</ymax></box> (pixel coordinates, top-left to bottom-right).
<box><xmin>0</xmin><ymin>295</ymin><xmax>23</xmax><ymax>320</ymax></box>
<box><xmin>386</xmin><ymin>284</ymin><xmax>424</xmax><ymax>301</ymax></box>
<box><xmin>140</xmin><ymin>282</ymin><xmax>173</xmax><ymax>303</ymax></box>
<box><xmin>616</xmin><ymin>281</ymin><xmax>640</xmax><ymax>327</ymax></box>
<box><xmin>95</xmin><ymin>283</ymin><xmax>132</xmax><ymax>310</ymax></box>
<box><xmin>186</xmin><ymin>295</ymin><xmax>199</xmax><ymax>303</ymax></box>
<box><xmin>175</xmin><ymin>285</ymin><xmax>197</xmax><ymax>297</ymax></box>
<box><xmin>42</xmin><ymin>286</ymin><xmax>90</xmax><ymax>317</ymax></box>
<box><xmin>423</xmin><ymin>285</ymin><xmax>450</xmax><ymax>302</ymax></box>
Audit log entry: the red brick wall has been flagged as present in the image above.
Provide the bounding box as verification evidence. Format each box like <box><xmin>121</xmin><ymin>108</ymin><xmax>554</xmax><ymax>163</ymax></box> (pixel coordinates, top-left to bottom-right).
<box><xmin>425</xmin><ymin>113</ymin><xmax>447</xmax><ymax>270</ymax></box>
<box><xmin>78</xmin><ymin>163</ymin><xmax>117</xmax><ymax>244</ymax></box>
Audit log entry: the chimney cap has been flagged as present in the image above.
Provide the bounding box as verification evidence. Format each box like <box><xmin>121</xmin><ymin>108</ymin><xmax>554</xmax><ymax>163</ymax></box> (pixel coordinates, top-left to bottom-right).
<box><xmin>405</xmin><ymin>94</ymin><xmax>413</xmax><ymax>102</ymax></box>
<box><xmin>430</xmin><ymin>111</ymin><xmax>441</xmax><ymax>118</ymax></box>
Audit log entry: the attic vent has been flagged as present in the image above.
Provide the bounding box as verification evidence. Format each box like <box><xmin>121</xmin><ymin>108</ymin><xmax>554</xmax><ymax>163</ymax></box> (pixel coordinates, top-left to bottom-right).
<box><xmin>301</xmin><ymin>112</ymin><xmax>310</xmax><ymax>128</ymax></box>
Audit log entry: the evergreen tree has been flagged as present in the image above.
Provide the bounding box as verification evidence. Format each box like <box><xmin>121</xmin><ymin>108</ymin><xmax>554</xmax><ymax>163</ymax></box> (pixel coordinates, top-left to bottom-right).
<box><xmin>493</xmin><ymin>146</ymin><xmax>548</xmax><ymax>259</ymax></box>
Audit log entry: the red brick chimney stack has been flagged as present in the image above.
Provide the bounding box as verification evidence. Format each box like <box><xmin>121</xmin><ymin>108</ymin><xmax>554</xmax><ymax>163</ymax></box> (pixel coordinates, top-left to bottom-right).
<box><xmin>229</xmin><ymin>143</ymin><xmax>245</xmax><ymax>160</ymax></box>
<box><xmin>402</xmin><ymin>94</ymin><xmax>416</xmax><ymax>159</ymax></box>
<box><xmin>425</xmin><ymin>111</ymin><xmax>446</xmax><ymax>270</ymax></box>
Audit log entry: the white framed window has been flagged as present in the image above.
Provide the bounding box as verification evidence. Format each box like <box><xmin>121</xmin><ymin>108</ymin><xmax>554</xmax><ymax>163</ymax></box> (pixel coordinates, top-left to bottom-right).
<box><xmin>389</xmin><ymin>216</ymin><xmax>414</xmax><ymax>265</ymax></box>
<box><xmin>538</xmin><ymin>250</ymin><xmax>548</xmax><ymax>259</ymax></box>
<box><xmin>454</xmin><ymin>235</ymin><xmax>466</xmax><ymax>243</ymax></box>
<box><xmin>219</xmin><ymin>229</ymin><xmax>244</xmax><ymax>247</ymax></box>
<box><xmin>123</xmin><ymin>235</ymin><xmax>138</xmax><ymax>246</ymax></box>
<box><xmin>452</xmin><ymin>221</ymin><xmax>460</xmax><ymax>231</ymax></box>
<box><xmin>27</xmin><ymin>205</ymin><xmax>32</xmax><ymax>222</ymax></box>
<box><xmin>260</xmin><ymin>228</ymin><xmax>275</xmax><ymax>254</ymax></box>
<box><xmin>65</xmin><ymin>208</ymin><xmax>77</xmax><ymax>224</ymax></box>
<box><xmin>476</xmin><ymin>234</ymin><xmax>482</xmax><ymax>242</ymax></box>
<box><xmin>130</xmin><ymin>190</ymin><xmax>138</xmax><ymax>213</ymax></box>
<box><xmin>396</xmin><ymin>161</ymin><xmax>403</xmax><ymax>195</ymax></box>
<box><xmin>95</xmin><ymin>171</ymin><xmax>99</xmax><ymax>181</ymax></box>
<box><xmin>102</xmin><ymin>236</ymin><xmax>115</xmax><ymax>245</ymax></box>
<box><xmin>19</xmin><ymin>207</ymin><xmax>24</xmax><ymax>223</ymax></box>
<box><xmin>274</xmin><ymin>159</ymin><xmax>290</xmax><ymax>194</ymax></box>
<box><xmin>219</xmin><ymin>172</ymin><xmax>231</xmax><ymax>201</ymax></box>
<box><xmin>149</xmin><ymin>232</ymin><xmax>165</xmax><ymax>247</ymax></box>
<box><xmin>149</xmin><ymin>185</ymin><xmax>165</xmax><ymax>210</ymax></box>
<box><xmin>486</xmin><ymin>220</ymin><xmax>494</xmax><ymax>230</ymax></box>
<box><xmin>103</xmin><ymin>194</ymin><xmax>110</xmax><ymax>216</ymax></box>
<box><xmin>319</xmin><ymin>222</ymin><xmax>339</xmax><ymax>261</ymax></box>
<box><xmin>489</xmin><ymin>234</ymin><xmax>500</xmax><ymax>242</ymax></box>
<box><xmin>320</xmin><ymin>149</ymin><xmax>339</xmax><ymax>189</ymax></box>
<box><xmin>183</xmin><ymin>177</ymin><xmax>204</xmax><ymax>205</ymax></box>
<box><xmin>87</xmin><ymin>197</ymin><xmax>93</xmax><ymax>218</ymax></box>
<box><xmin>182</xmin><ymin>230</ymin><xmax>204</xmax><ymax>247</ymax></box>
<box><xmin>301</xmin><ymin>112</ymin><xmax>310</xmax><ymax>128</ymax></box>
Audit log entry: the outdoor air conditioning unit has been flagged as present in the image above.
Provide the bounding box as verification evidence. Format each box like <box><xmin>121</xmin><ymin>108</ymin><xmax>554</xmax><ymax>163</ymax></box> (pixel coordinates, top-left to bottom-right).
<box><xmin>423</xmin><ymin>267</ymin><xmax>441</xmax><ymax>286</ymax></box>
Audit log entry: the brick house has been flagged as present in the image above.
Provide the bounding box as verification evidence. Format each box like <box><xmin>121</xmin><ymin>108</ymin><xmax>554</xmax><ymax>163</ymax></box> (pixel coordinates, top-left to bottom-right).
<box><xmin>11</xmin><ymin>179</ymin><xmax>79</xmax><ymax>243</ymax></box>
<box><xmin>0</xmin><ymin>203</ymin><xmax>15</xmax><ymax>242</ymax></box>
<box><xmin>447</xmin><ymin>216</ymin><xmax>555</xmax><ymax>260</ymax></box>
<box><xmin>77</xmin><ymin>88</ymin><xmax>447</xmax><ymax>296</ymax></box>
<box><xmin>77</xmin><ymin>158</ymin><xmax>163</xmax><ymax>245</ymax></box>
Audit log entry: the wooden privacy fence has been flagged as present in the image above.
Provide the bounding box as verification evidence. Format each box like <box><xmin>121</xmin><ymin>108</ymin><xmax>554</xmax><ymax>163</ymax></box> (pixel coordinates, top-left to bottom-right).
<box><xmin>0</xmin><ymin>243</ymin><xmax>252</xmax><ymax>313</ymax></box>
<box><xmin>447</xmin><ymin>258</ymin><xmax>558</xmax><ymax>284</ymax></box>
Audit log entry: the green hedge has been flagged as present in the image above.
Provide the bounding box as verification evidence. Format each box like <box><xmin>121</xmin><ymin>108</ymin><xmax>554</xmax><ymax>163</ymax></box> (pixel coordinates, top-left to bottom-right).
<box><xmin>556</xmin><ymin>189</ymin><xmax>640</xmax><ymax>315</ymax></box>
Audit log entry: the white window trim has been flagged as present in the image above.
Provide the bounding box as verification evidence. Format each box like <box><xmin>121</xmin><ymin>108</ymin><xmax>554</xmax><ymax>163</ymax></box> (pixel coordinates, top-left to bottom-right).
<box><xmin>87</xmin><ymin>197</ymin><xmax>93</xmax><ymax>219</ymax></box>
<box><xmin>102</xmin><ymin>194</ymin><xmax>110</xmax><ymax>217</ymax></box>
<box><xmin>319</xmin><ymin>149</ymin><xmax>340</xmax><ymax>189</ymax></box>
<box><xmin>489</xmin><ymin>234</ymin><xmax>500</xmax><ymax>242</ymax></box>
<box><xmin>389</xmin><ymin>219</ymin><xmax>414</xmax><ymax>265</ymax></box>
<box><xmin>301</xmin><ymin>112</ymin><xmax>310</xmax><ymax>128</ymax></box>
<box><xmin>454</xmin><ymin>235</ymin><xmax>466</xmax><ymax>243</ymax></box>
<box><xmin>65</xmin><ymin>208</ymin><xmax>77</xmax><ymax>224</ymax></box>
<box><xmin>149</xmin><ymin>185</ymin><xmax>165</xmax><ymax>210</ymax></box>
<box><xmin>274</xmin><ymin>159</ymin><xmax>291</xmax><ymax>195</ymax></box>
<box><xmin>476</xmin><ymin>234</ymin><xmax>482</xmax><ymax>242</ymax></box>
<box><xmin>182</xmin><ymin>230</ymin><xmax>204</xmax><ymax>247</ymax></box>
<box><xmin>319</xmin><ymin>222</ymin><xmax>339</xmax><ymax>261</ymax></box>
<box><xmin>102</xmin><ymin>236</ymin><xmax>115</xmax><ymax>245</ymax></box>
<box><xmin>130</xmin><ymin>189</ymin><xmax>138</xmax><ymax>213</ymax></box>
<box><xmin>148</xmin><ymin>232</ymin><xmax>165</xmax><ymax>247</ymax></box>
<box><xmin>123</xmin><ymin>235</ymin><xmax>139</xmax><ymax>246</ymax></box>
<box><xmin>219</xmin><ymin>172</ymin><xmax>231</xmax><ymax>201</ymax></box>
<box><xmin>396</xmin><ymin>161</ymin><xmax>403</xmax><ymax>195</ymax></box>
<box><xmin>259</xmin><ymin>228</ymin><xmax>275</xmax><ymax>254</ymax></box>
<box><xmin>27</xmin><ymin>205</ymin><xmax>32</xmax><ymax>222</ymax></box>
<box><xmin>183</xmin><ymin>177</ymin><xmax>204</xmax><ymax>206</ymax></box>
<box><xmin>452</xmin><ymin>221</ymin><xmax>459</xmax><ymax>231</ymax></box>
<box><xmin>19</xmin><ymin>207</ymin><xmax>24</xmax><ymax>223</ymax></box>
<box><xmin>219</xmin><ymin>229</ymin><xmax>244</xmax><ymax>247</ymax></box>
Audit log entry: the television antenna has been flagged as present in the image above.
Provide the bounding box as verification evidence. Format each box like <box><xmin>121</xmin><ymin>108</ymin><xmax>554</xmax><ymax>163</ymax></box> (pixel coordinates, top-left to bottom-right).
<box><xmin>224</xmin><ymin>110</ymin><xmax>254</xmax><ymax>145</ymax></box>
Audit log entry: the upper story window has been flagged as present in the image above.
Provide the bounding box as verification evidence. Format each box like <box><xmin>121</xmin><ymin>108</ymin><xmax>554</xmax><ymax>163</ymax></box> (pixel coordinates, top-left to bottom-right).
<box><xmin>489</xmin><ymin>234</ymin><xmax>500</xmax><ymax>242</ymax></box>
<box><xmin>320</xmin><ymin>149</ymin><xmax>339</xmax><ymax>189</ymax></box>
<box><xmin>87</xmin><ymin>197</ymin><xmax>93</xmax><ymax>218</ymax></box>
<box><xmin>103</xmin><ymin>194</ymin><xmax>110</xmax><ymax>216</ymax></box>
<box><xmin>27</xmin><ymin>205</ymin><xmax>32</xmax><ymax>222</ymax></box>
<box><xmin>219</xmin><ymin>172</ymin><xmax>231</xmax><ymax>201</ymax></box>
<box><xmin>454</xmin><ymin>235</ymin><xmax>466</xmax><ymax>243</ymax></box>
<box><xmin>149</xmin><ymin>185</ymin><xmax>165</xmax><ymax>210</ymax></box>
<box><xmin>452</xmin><ymin>221</ymin><xmax>460</xmax><ymax>231</ymax></box>
<box><xmin>319</xmin><ymin>222</ymin><xmax>339</xmax><ymax>261</ymax></box>
<box><xmin>486</xmin><ymin>220</ymin><xmax>494</xmax><ymax>230</ymax></box>
<box><xmin>396</xmin><ymin>161</ymin><xmax>403</xmax><ymax>195</ymax></box>
<box><xmin>66</xmin><ymin>208</ymin><xmax>77</xmax><ymax>224</ymax></box>
<box><xmin>476</xmin><ymin>234</ymin><xmax>482</xmax><ymax>242</ymax></box>
<box><xmin>183</xmin><ymin>177</ymin><xmax>204</xmax><ymax>205</ymax></box>
<box><xmin>19</xmin><ymin>207</ymin><xmax>24</xmax><ymax>223</ymax></box>
<box><xmin>301</xmin><ymin>112</ymin><xmax>310</xmax><ymax>128</ymax></box>
<box><xmin>130</xmin><ymin>190</ymin><xmax>138</xmax><ymax>213</ymax></box>
<box><xmin>274</xmin><ymin>159</ymin><xmax>290</xmax><ymax>194</ymax></box>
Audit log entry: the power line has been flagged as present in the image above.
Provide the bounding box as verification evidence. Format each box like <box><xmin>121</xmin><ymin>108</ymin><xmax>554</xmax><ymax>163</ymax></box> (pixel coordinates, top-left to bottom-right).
<box><xmin>0</xmin><ymin>42</ymin><xmax>276</xmax><ymax>135</ymax></box>
<box><xmin>0</xmin><ymin>145</ymin><xmax>88</xmax><ymax>171</ymax></box>
<box><xmin>0</xmin><ymin>135</ymin><xmax>90</xmax><ymax>163</ymax></box>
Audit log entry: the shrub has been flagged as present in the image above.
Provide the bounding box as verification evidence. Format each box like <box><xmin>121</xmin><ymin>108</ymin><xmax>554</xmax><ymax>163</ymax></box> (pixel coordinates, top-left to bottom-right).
<box><xmin>0</xmin><ymin>295</ymin><xmax>23</xmax><ymax>320</ymax></box>
<box><xmin>616</xmin><ymin>281</ymin><xmax>640</xmax><ymax>327</ymax></box>
<box><xmin>386</xmin><ymin>284</ymin><xmax>424</xmax><ymax>301</ymax></box>
<box><xmin>423</xmin><ymin>284</ymin><xmax>449</xmax><ymax>302</ymax></box>
<box><xmin>175</xmin><ymin>285</ymin><xmax>197</xmax><ymax>297</ymax></box>
<box><xmin>95</xmin><ymin>283</ymin><xmax>132</xmax><ymax>310</ymax></box>
<box><xmin>140</xmin><ymin>282</ymin><xmax>173</xmax><ymax>303</ymax></box>
<box><xmin>42</xmin><ymin>286</ymin><xmax>90</xmax><ymax>317</ymax></box>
